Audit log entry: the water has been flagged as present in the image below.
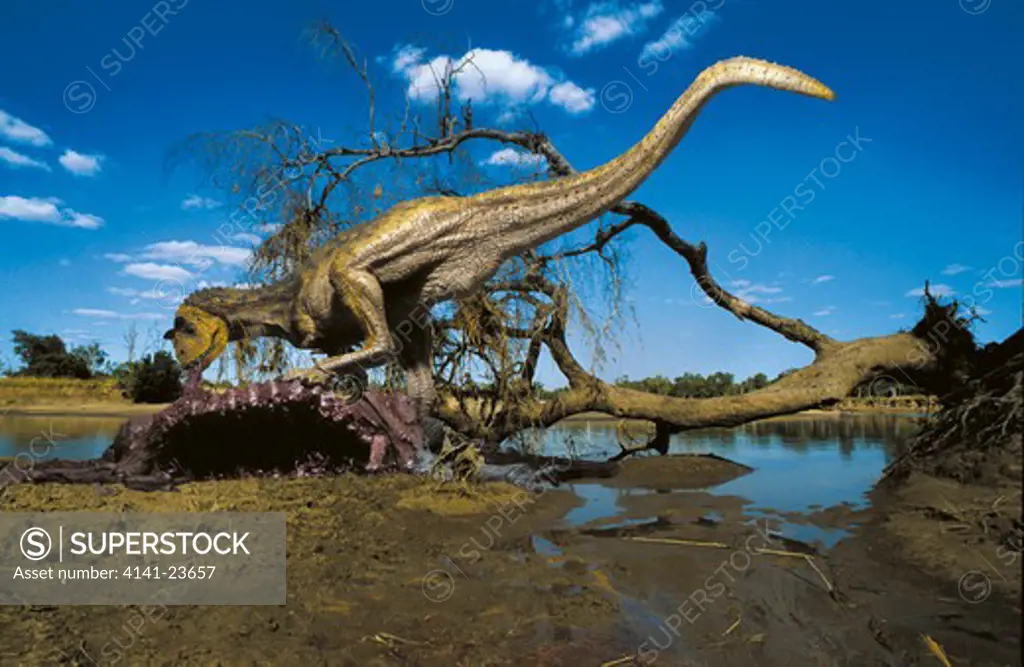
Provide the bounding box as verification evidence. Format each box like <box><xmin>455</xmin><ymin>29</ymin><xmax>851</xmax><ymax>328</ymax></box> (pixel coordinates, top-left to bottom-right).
<box><xmin>0</xmin><ymin>415</ymin><xmax>124</xmax><ymax>463</ymax></box>
<box><xmin>0</xmin><ymin>411</ymin><xmax>921</xmax><ymax>546</ymax></box>
<box><xmin>506</xmin><ymin>413</ymin><xmax>922</xmax><ymax>547</ymax></box>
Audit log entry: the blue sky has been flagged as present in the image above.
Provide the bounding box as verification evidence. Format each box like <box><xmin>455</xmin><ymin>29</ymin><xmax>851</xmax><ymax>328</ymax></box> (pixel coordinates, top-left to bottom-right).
<box><xmin>0</xmin><ymin>0</ymin><xmax>1021</xmax><ymax>386</ymax></box>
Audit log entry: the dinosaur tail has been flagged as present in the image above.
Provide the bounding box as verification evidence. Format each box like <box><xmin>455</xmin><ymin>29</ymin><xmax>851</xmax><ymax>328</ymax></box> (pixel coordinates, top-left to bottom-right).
<box><xmin>483</xmin><ymin>57</ymin><xmax>834</xmax><ymax>246</ymax></box>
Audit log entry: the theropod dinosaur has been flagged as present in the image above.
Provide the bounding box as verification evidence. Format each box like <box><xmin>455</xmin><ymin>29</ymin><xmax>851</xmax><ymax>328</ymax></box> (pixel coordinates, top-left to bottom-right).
<box><xmin>164</xmin><ymin>57</ymin><xmax>835</xmax><ymax>417</ymax></box>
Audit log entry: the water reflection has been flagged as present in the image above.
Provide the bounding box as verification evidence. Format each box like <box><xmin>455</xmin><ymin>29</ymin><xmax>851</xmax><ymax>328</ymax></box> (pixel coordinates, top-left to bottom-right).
<box><xmin>512</xmin><ymin>413</ymin><xmax>922</xmax><ymax>467</ymax></box>
<box><xmin>0</xmin><ymin>416</ymin><xmax>124</xmax><ymax>462</ymax></box>
<box><xmin>512</xmin><ymin>413</ymin><xmax>923</xmax><ymax>546</ymax></box>
<box><xmin>0</xmin><ymin>412</ymin><xmax>922</xmax><ymax>541</ymax></box>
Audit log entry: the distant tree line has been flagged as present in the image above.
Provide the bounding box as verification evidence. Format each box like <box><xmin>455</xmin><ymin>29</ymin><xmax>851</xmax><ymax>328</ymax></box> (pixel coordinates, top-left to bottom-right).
<box><xmin>533</xmin><ymin>370</ymin><xmax>924</xmax><ymax>400</ymax></box>
<box><xmin>611</xmin><ymin>371</ymin><xmax>774</xmax><ymax>397</ymax></box>
<box><xmin>3</xmin><ymin>330</ymin><xmax>183</xmax><ymax>403</ymax></box>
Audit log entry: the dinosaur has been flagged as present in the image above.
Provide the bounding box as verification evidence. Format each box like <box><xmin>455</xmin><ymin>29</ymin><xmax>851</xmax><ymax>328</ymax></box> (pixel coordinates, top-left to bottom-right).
<box><xmin>164</xmin><ymin>56</ymin><xmax>835</xmax><ymax>417</ymax></box>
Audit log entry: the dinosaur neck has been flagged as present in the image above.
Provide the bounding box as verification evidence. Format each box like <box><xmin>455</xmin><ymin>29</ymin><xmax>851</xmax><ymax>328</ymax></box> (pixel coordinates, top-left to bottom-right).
<box><xmin>185</xmin><ymin>281</ymin><xmax>298</xmax><ymax>342</ymax></box>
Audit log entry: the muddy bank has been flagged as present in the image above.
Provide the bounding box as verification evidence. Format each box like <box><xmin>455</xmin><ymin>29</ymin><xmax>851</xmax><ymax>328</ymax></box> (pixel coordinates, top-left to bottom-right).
<box><xmin>0</xmin><ymin>475</ymin><xmax>627</xmax><ymax>665</ymax></box>
<box><xmin>1</xmin><ymin>450</ymin><xmax>1019</xmax><ymax>666</ymax></box>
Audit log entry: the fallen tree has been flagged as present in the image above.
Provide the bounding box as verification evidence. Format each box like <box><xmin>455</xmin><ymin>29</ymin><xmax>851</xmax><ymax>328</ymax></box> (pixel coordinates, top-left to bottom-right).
<box><xmin>169</xmin><ymin>23</ymin><xmax>1017</xmax><ymax>458</ymax></box>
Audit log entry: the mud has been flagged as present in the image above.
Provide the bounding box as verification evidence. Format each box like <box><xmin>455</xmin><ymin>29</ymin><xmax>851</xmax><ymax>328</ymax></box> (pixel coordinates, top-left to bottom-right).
<box><xmin>0</xmin><ymin>456</ymin><xmax>1019</xmax><ymax>665</ymax></box>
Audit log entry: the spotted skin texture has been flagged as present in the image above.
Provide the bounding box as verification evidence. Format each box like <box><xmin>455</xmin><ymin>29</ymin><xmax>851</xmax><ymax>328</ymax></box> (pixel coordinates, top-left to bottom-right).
<box><xmin>164</xmin><ymin>57</ymin><xmax>836</xmax><ymax>414</ymax></box>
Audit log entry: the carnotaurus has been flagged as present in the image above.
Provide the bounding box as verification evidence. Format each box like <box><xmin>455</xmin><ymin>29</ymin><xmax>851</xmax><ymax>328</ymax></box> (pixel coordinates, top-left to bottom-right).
<box><xmin>164</xmin><ymin>57</ymin><xmax>835</xmax><ymax>416</ymax></box>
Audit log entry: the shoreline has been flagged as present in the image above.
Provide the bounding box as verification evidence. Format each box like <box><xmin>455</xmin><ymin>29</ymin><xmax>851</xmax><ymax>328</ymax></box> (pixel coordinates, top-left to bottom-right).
<box><xmin>1</xmin><ymin>402</ymin><xmax>930</xmax><ymax>422</ymax></box>
<box><xmin>1</xmin><ymin>402</ymin><xmax>167</xmax><ymax>419</ymax></box>
<box><xmin>557</xmin><ymin>406</ymin><xmax>931</xmax><ymax>425</ymax></box>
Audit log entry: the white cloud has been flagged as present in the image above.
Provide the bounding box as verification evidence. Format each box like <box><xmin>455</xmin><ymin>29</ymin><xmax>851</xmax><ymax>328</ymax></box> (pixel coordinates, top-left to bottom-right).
<box><xmin>73</xmin><ymin>309</ymin><xmax>165</xmax><ymax>321</ymax></box>
<box><xmin>181</xmin><ymin>194</ymin><xmax>223</xmax><ymax>210</ymax></box>
<box><xmin>231</xmin><ymin>232</ymin><xmax>263</xmax><ymax>245</ymax></box>
<box><xmin>548</xmin><ymin>81</ymin><xmax>596</xmax><ymax>113</ymax></box>
<box><xmin>640</xmin><ymin>7</ymin><xmax>719</xmax><ymax>61</ymax></box>
<box><xmin>108</xmin><ymin>286</ymin><xmax>184</xmax><ymax>304</ymax></box>
<box><xmin>985</xmin><ymin>277</ymin><xmax>1022</xmax><ymax>288</ymax></box>
<box><xmin>974</xmin><ymin>306</ymin><xmax>993</xmax><ymax>316</ymax></box>
<box><xmin>570</xmin><ymin>1</ymin><xmax>664</xmax><ymax>55</ymax></box>
<box><xmin>392</xmin><ymin>46</ymin><xmax>596</xmax><ymax>115</ymax></box>
<box><xmin>123</xmin><ymin>263</ymin><xmax>194</xmax><ymax>282</ymax></box>
<box><xmin>65</xmin><ymin>211</ymin><xmax>104</xmax><ymax>229</ymax></box>
<box><xmin>728</xmin><ymin>280</ymin><xmax>790</xmax><ymax>304</ymax></box>
<box><xmin>812</xmin><ymin>274</ymin><xmax>835</xmax><ymax>284</ymax></box>
<box><xmin>813</xmin><ymin>306</ymin><xmax>837</xmax><ymax>316</ymax></box>
<box><xmin>104</xmin><ymin>253</ymin><xmax>133</xmax><ymax>262</ymax></box>
<box><xmin>481</xmin><ymin>148</ymin><xmax>548</xmax><ymax>168</ymax></box>
<box><xmin>941</xmin><ymin>263</ymin><xmax>970</xmax><ymax>276</ymax></box>
<box><xmin>58</xmin><ymin>149</ymin><xmax>103</xmax><ymax>177</ymax></box>
<box><xmin>905</xmin><ymin>284</ymin><xmax>955</xmax><ymax>298</ymax></box>
<box><xmin>142</xmin><ymin>240</ymin><xmax>251</xmax><ymax>269</ymax></box>
<box><xmin>738</xmin><ymin>283</ymin><xmax>782</xmax><ymax>295</ymax></box>
<box><xmin>389</xmin><ymin>45</ymin><xmax>426</xmax><ymax>73</ymax></box>
<box><xmin>734</xmin><ymin>282</ymin><xmax>789</xmax><ymax>304</ymax></box>
<box><xmin>889</xmin><ymin>313</ymin><xmax>906</xmax><ymax>319</ymax></box>
<box><xmin>0</xmin><ymin>110</ymin><xmax>52</xmax><ymax>147</ymax></box>
<box><xmin>0</xmin><ymin>147</ymin><xmax>50</xmax><ymax>171</ymax></box>
<box><xmin>0</xmin><ymin>195</ymin><xmax>104</xmax><ymax>229</ymax></box>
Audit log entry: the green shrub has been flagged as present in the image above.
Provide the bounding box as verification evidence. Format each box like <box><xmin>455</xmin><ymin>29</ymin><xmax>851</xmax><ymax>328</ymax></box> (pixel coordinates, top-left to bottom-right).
<box><xmin>116</xmin><ymin>352</ymin><xmax>183</xmax><ymax>404</ymax></box>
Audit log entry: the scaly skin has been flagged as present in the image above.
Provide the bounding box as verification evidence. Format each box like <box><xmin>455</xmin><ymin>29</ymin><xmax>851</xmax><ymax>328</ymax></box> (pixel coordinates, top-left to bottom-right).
<box><xmin>105</xmin><ymin>380</ymin><xmax>423</xmax><ymax>475</ymax></box>
<box><xmin>164</xmin><ymin>57</ymin><xmax>836</xmax><ymax>415</ymax></box>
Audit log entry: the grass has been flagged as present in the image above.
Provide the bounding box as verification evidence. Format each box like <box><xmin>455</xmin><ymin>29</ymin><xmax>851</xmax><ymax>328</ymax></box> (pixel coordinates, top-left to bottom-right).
<box><xmin>0</xmin><ymin>376</ymin><xmax>127</xmax><ymax>406</ymax></box>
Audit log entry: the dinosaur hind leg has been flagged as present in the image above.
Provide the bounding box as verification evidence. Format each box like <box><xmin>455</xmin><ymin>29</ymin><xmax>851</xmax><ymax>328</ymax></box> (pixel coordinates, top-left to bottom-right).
<box><xmin>397</xmin><ymin>317</ymin><xmax>436</xmax><ymax>420</ymax></box>
<box><xmin>288</xmin><ymin>264</ymin><xmax>396</xmax><ymax>382</ymax></box>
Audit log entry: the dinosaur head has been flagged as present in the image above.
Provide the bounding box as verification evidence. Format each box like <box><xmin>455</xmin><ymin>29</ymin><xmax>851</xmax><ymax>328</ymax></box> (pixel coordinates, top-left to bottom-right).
<box><xmin>163</xmin><ymin>305</ymin><xmax>229</xmax><ymax>373</ymax></box>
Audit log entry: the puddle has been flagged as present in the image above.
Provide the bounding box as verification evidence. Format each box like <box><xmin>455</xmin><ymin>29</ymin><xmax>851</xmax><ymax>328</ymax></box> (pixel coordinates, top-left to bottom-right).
<box><xmin>530</xmin><ymin>535</ymin><xmax>563</xmax><ymax>558</ymax></box>
<box><xmin>510</xmin><ymin>414</ymin><xmax>921</xmax><ymax>551</ymax></box>
<box><xmin>561</xmin><ymin>483</ymin><xmax>656</xmax><ymax>526</ymax></box>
